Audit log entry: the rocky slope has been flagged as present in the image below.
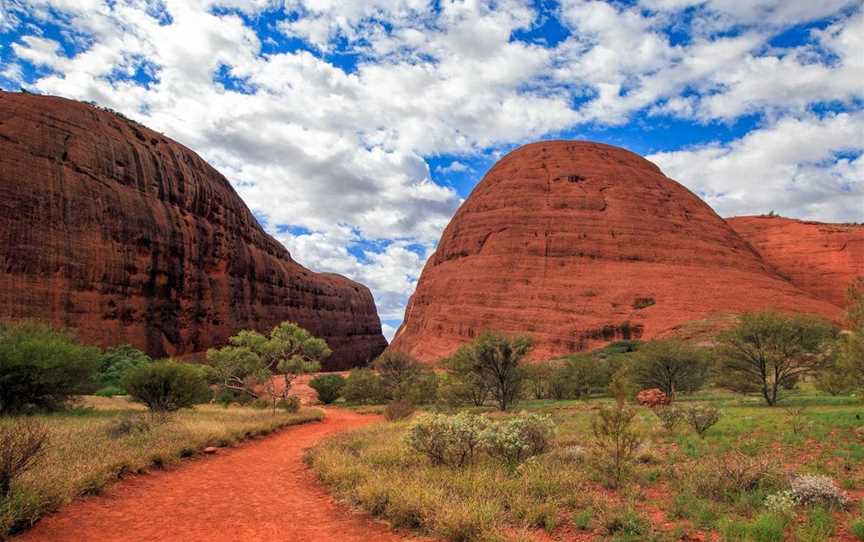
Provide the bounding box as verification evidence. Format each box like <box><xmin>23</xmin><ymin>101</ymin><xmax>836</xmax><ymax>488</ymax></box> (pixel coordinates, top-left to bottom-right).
<box><xmin>729</xmin><ymin>216</ymin><xmax>864</xmax><ymax>308</ymax></box>
<box><xmin>0</xmin><ymin>91</ymin><xmax>387</xmax><ymax>370</ymax></box>
<box><xmin>390</xmin><ymin>141</ymin><xmax>843</xmax><ymax>362</ymax></box>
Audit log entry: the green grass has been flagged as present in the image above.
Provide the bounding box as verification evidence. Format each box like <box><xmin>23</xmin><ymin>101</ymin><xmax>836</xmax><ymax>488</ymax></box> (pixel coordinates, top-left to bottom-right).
<box><xmin>1</xmin><ymin>396</ymin><xmax>323</xmax><ymax>536</ymax></box>
<box><xmin>309</xmin><ymin>387</ymin><xmax>864</xmax><ymax>541</ymax></box>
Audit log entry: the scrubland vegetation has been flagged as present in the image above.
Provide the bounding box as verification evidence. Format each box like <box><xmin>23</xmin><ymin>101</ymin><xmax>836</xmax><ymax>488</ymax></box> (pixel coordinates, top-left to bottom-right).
<box><xmin>0</xmin><ymin>320</ymin><xmax>327</xmax><ymax>537</ymax></box>
<box><xmin>305</xmin><ymin>282</ymin><xmax>864</xmax><ymax>541</ymax></box>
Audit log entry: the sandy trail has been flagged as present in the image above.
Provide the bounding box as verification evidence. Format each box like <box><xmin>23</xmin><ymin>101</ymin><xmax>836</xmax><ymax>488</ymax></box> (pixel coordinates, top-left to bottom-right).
<box><xmin>17</xmin><ymin>409</ymin><xmax>418</xmax><ymax>542</ymax></box>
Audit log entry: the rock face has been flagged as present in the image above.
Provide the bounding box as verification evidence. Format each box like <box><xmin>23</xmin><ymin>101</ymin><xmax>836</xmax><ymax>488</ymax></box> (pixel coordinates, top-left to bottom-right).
<box><xmin>390</xmin><ymin>141</ymin><xmax>842</xmax><ymax>362</ymax></box>
<box><xmin>729</xmin><ymin>216</ymin><xmax>864</xmax><ymax>309</ymax></box>
<box><xmin>0</xmin><ymin>92</ymin><xmax>387</xmax><ymax>370</ymax></box>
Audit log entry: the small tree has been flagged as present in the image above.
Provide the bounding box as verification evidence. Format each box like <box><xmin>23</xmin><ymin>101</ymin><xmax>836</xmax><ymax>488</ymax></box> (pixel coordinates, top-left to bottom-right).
<box><xmin>447</xmin><ymin>332</ymin><xmax>532</xmax><ymax>411</ymax></box>
<box><xmin>122</xmin><ymin>361</ymin><xmax>211</xmax><ymax>413</ymax></box>
<box><xmin>0</xmin><ymin>321</ymin><xmax>101</xmax><ymax>413</ymax></box>
<box><xmin>685</xmin><ymin>404</ymin><xmax>721</xmax><ymax>438</ymax></box>
<box><xmin>373</xmin><ymin>350</ymin><xmax>420</xmax><ymax>397</ymax></box>
<box><xmin>441</xmin><ymin>347</ymin><xmax>490</xmax><ymax>407</ymax></box>
<box><xmin>0</xmin><ymin>419</ymin><xmax>48</xmax><ymax>497</ymax></box>
<box><xmin>207</xmin><ymin>322</ymin><xmax>329</xmax><ymax>413</ymax></box>
<box><xmin>632</xmin><ymin>339</ymin><xmax>710</xmax><ymax>398</ymax></box>
<box><xmin>716</xmin><ymin>312</ymin><xmax>837</xmax><ymax>406</ymax></box>
<box><xmin>95</xmin><ymin>345</ymin><xmax>152</xmax><ymax>393</ymax></box>
<box><xmin>590</xmin><ymin>398</ymin><xmax>642</xmax><ymax>487</ymax></box>
<box><xmin>342</xmin><ymin>368</ymin><xmax>385</xmax><ymax>404</ymax></box>
<box><xmin>309</xmin><ymin>374</ymin><xmax>346</xmax><ymax>404</ymax></box>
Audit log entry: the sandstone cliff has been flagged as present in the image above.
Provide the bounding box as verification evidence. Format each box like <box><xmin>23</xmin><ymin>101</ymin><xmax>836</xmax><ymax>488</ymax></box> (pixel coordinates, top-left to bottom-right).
<box><xmin>390</xmin><ymin>141</ymin><xmax>843</xmax><ymax>362</ymax></box>
<box><xmin>729</xmin><ymin>215</ymin><xmax>864</xmax><ymax>309</ymax></box>
<box><xmin>0</xmin><ymin>91</ymin><xmax>387</xmax><ymax>370</ymax></box>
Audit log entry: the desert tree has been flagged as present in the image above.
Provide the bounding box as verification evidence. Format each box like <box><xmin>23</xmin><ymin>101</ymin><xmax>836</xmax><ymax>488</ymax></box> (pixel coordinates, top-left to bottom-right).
<box><xmin>716</xmin><ymin>312</ymin><xmax>837</xmax><ymax>406</ymax></box>
<box><xmin>632</xmin><ymin>339</ymin><xmax>711</xmax><ymax>398</ymax></box>
<box><xmin>207</xmin><ymin>321</ymin><xmax>329</xmax><ymax>412</ymax></box>
<box><xmin>446</xmin><ymin>332</ymin><xmax>532</xmax><ymax>411</ymax></box>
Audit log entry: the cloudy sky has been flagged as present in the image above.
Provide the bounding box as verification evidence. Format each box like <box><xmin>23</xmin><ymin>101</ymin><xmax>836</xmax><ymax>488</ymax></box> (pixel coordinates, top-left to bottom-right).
<box><xmin>1</xmin><ymin>0</ymin><xmax>863</xmax><ymax>339</ymax></box>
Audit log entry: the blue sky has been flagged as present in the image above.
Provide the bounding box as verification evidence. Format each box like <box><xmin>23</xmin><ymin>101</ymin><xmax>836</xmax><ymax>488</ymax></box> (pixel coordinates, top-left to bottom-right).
<box><xmin>1</xmin><ymin>0</ymin><xmax>863</xmax><ymax>339</ymax></box>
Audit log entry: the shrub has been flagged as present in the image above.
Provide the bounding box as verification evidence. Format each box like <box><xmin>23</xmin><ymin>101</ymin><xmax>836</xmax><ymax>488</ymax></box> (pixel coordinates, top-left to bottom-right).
<box><xmin>342</xmin><ymin>368</ymin><xmax>385</xmax><ymax>404</ymax></box>
<box><xmin>686</xmin><ymin>404</ymin><xmax>721</xmax><ymax>438</ymax></box>
<box><xmin>684</xmin><ymin>451</ymin><xmax>782</xmax><ymax>501</ymax></box>
<box><xmin>480</xmin><ymin>413</ymin><xmax>555</xmax><ymax>467</ymax></box>
<box><xmin>122</xmin><ymin>361</ymin><xmax>211</xmax><ymax>412</ymax></box>
<box><xmin>789</xmin><ymin>474</ymin><xmax>849</xmax><ymax>508</ymax></box>
<box><xmin>105</xmin><ymin>415</ymin><xmax>152</xmax><ymax>439</ymax></box>
<box><xmin>309</xmin><ymin>374</ymin><xmax>346</xmax><ymax>404</ymax></box>
<box><xmin>405</xmin><ymin>412</ymin><xmax>489</xmax><ymax>467</ymax></box>
<box><xmin>373</xmin><ymin>351</ymin><xmax>420</xmax><ymax>396</ymax></box>
<box><xmin>851</xmin><ymin>518</ymin><xmax>864</xmax><ymax>540</ymax></box>
<box><xmin>0</xmin><ymin>419</ymin><xmax>48</xmax><ymax>496</ymax></box>
<box><xmin>392</xmin><ymin>370</ymin><xmax>438</xmax><ymax>405</ymax></box>
<box><xmin>0</xmin><ymin>321</ymin><xmax>101</xmax><ymax>413</ymax></box>
<box><xmin>652</xmin><ymin>405</ymin><xmax>683</xmax><ymax>432</ymax></box>
<box><xmin>95</xmin><ymin>345</ymin><xmax>151</xmax><ymax>392</ymax></box>
<box><xmin>764</xmin><ymin>490</ymin><xmax>796</xmax><ymax>516</ymax></box>
<box><xmin>590</xmin><ymin>399</ymin><xmax>642</xmax><ymax>487</ymax></box>
<box><xmin>384</xmin><ymin>400</ymin><xmax>415</xmax><ymax>421</ymax></box>
<box><xmin>277</xmin><ymin>395</ymin><xmax>300</xmax><ymax>413</ymax></box>
<box><xmin>94</xmin><ymin>385</ymin><xmax>127</xmax><ymax>397</ymax></box>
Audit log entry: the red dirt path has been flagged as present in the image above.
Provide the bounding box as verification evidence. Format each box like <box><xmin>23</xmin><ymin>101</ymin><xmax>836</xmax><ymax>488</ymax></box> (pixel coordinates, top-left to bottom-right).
<box><xmin>16</xmin><ymin>409</ymin><xmax>420</xmax><ymax>542</ymax></box>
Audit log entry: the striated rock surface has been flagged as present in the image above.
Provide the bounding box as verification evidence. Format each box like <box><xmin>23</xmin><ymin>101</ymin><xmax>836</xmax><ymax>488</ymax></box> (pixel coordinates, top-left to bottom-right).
<box><xmin>729</xmin><ymin>216</ymin><xmax>864</xmax><ymax>309</ymax></box>
<box><xmin>390</xmin><ymin>141</ymin><xmax>842</xmax><ymax>362</ymax></box>
<box><xmin>0</xmin><ymin>91</ymin><xmax>387</xmax><ymax>370</ymax></box>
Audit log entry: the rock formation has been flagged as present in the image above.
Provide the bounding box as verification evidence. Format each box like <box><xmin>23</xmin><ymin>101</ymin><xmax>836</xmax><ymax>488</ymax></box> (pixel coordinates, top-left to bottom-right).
<box><xmin>390</xmin><ymin>141</ymin><xmax>842</xmax><ymax>362</ymax></box>
<box><xmin>0</xmin><ymin>91</ymin><xmax>387</xmax><ymax>370</ymax></box>
<box><xmin>729</xmin><ymin>216</ymin><xmax>864</xmax><ymax>309</ymax></box>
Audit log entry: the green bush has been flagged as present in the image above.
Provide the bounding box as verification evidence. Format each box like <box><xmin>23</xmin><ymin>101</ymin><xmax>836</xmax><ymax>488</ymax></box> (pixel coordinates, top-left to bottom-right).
<box><xmin>384</xmin><ymin>399</ymin><xmax>415</xmax><ymax>421</ymax></box>
<box><xmin>309</xmin><ymin>374</ymin><xmax>346</xmax><ymax>404</ymax></box>
<box><xmin>851</xmin><ymin>518</ymin><xmax>864</xmax><ymax>540</ymax></box>
<box><xmin>632</xmin><ymin>339</ymin><xmax>710</xmax><ymax>397</ymax></box>
<box><xmin>373</xmin><ymin>350</ymin><xmax>420</xmax><ymax>396</ymax></box>
<box><xmin>94</xmin><ymin>385</ymin><xmax>127</xmax><ymax>397</ymax></box>
<box><xmin>95</xmin><ymin>345</ymin><xmax>151</xmax><ymax>392</ymax></box>
<box><xmin>686</xmin><ymin>404</ymin><xmax>721</xmax><ymax>438</ymax></box>
<box><xmin>277</xmin><ymin>395</ymin><xmax>300</xmax><ymax>413</ymax></box>
<box><xmin>405</xmin><ymin>412</ymin><xmax>489</xmax><ymax>467</ymax></box>
<box><xmin>393</xmin><ymin>370</ymin><xmax>438</xmax><ymax>405</ymax></box>
<box><xmin>342</xmin><ymin>368</ymin><xmax>385</xmax><ymax>404</ymax></box>
<box><xmin>122</xmin><ymin>361</ymin><xmax>211</xmax><ymax>412</ymax></box>
<box><xmin>0</xmin><ymin>321</ymin><xmax>101</xmax><ymax>413</ymax></box>
<box><xmin>480</xmin><ymin>413</ymin><xmax>554</xmax><ymax>467</ymax></box>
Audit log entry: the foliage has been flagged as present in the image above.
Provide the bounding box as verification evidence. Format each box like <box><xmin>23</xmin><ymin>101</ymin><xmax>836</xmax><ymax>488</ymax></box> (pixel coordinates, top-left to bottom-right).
<box><xmin>308</xmin><ymin>374</ymin><xmax>346</xmax><ymax>404</ymax></box>
<box><xmin>207</xmin><ymin>322</ymin><xmax>329</xmax><ymax>412</ymax></box>
<box><xmin>122</xmin><ymin>361</ymin><xmax>211</xmax><ymax>412</ymax></box>
<box><xmin>392</xmin><ymin>370</ymin><xmax>438</xmax><ymax>405</ymax></box>
<box><xmin>685</xmin><ymin>404</ymin><xmax>721</xmax><ymax>438</ymax></box>
<box><xmin>479</xmin><ymin>413</ymin><xmax>554</xmax><ymax>467</ymax></box>
<box><xmin>443</xmin><ymin>332</ymin><xmax>532</xmax><ymax>411</ymax></box>
<box><xmin>104</xmin><ymin>415</ymin><xmax>152</xmax><ymax>439</ymax></box>
<box><xmin>631</xmin><ymin>339</ymin><xmax>710</xmax><ymax>397</ymax></box>
<box><xmin>95</xmin><ymin>345</ymin><xmax>151</xmax><ymax>392</ymax></box>
<box><xmin>683</xmin><ymin>450</ymin><xmax>782</xmax><ymax>502</ymax></box>
<box><xmin>342</xmin><ymin>368</ymin><xmax>386</xmax><ymax>404</ymax></box>
<box><xmin>590</xmin><ymin>398</ymin><xmax>642</xmax><ymax>487</ymax></box>
<box><xmin>94</xmin><ymin>385</ymin><xmax>126</xmax><ymax>397</ymax></box>
<box><xmin>405</xmin><ymin>412</ymin><xmax>489</xmax><ymax>467</ymax></box>
<box><xmin>440</xmin><ymin>345</ymin><xmax>490</xmax><ymax>407</ymax></box>
<box><xmin>277</xmin><ymin>395</ymin><xmax>300</xmax><ymax>413</ymax></box>
<box><xmin>716</xmin><ymin>312</ymin><xmax>837</xmax><ymax>405</ymax></box>
<box><xmin>0</xmin><ymin>420</ymin><xmax>48</xmax><ymax>497</ymax></box>
<box><xmin>763</xmin><ymin>490</ymin><xmax>796</xmax><ymax>516</ymax></box>
<box><xmin>789</xmin><ymin>474</ymin><xmax>849</xmax><ymax>508</ymax></box>
<box><xmin>652</xmin><ymin>405</ymin><xmax>684</xmax><ymax>432</ymax></box>
<box><xmin>384</xmin><ymin>399</ymin><xmax>415</xmax><ymax>421</ymax></box>
<box><xmin>0</xmin><ymin>321</ymin><xmax>101</xmax><ymax>413</ymax></box>
<box><xmin>373</xmin><ymin>350</ymin><xmax>420</xmax><ymax>397</ymax></box>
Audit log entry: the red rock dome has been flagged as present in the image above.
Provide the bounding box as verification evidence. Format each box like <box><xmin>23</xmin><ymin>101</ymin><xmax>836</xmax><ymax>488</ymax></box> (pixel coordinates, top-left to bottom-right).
<box><xmin>0</xmin><ymin>91</ymin><xmax>387</xmax><ymax>369</ymax></box>
<box><xmin>390</xmin><ymin>140</ymin><xmax>842</xmax><ymax>362</ymax></box>
<box><xmin>729</xmin><ymin>215</ymin><xmax>864</xmax><ymax>308</ymax></box>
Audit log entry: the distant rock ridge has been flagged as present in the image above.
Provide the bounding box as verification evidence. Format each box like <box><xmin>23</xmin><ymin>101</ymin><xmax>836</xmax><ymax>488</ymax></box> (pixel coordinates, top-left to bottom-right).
<box><xmin>390</xmin><ymin>140</ymin><xmax>845</xmax><ymax>362</ymax></box>
<box><xmin>728</xmin><ymin>215</ymin><xmax>864</xmax><ymax>308</ymax></box>
<box><xmin>0</xmin><ymin>91</ymin><xmax>387</xmax><ymax>370</ymax></box>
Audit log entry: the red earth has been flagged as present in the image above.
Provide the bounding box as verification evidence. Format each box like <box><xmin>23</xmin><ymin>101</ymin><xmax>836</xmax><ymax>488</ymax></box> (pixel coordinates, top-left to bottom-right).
<box><xmin>15</xmin><ymin>410</ymin><xmax>422</xmax><ymax>542</ymax></box>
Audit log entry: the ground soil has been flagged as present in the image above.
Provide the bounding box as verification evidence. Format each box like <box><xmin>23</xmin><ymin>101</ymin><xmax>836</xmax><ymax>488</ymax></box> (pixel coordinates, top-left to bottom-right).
<box><xmin>16</xmin><ymin>409</ymin><xmax>421</xmax><ymax>542</ymax></box>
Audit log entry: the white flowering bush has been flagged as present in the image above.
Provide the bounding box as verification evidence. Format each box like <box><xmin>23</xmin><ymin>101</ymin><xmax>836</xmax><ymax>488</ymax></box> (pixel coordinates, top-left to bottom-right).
<box><xmin>480</xmin><ymin>413</ymin><xmax>555</xmax><ymax>467</ymax></box>
<box><xmin>789</xmin><ymin>474</ymin><xmax>849</xmax><ymax>508</ymax></box>
<box><xmin>404</xmin><ymin>412</ymin><xmax>489</xmax><ymax>467</ymax></box>
<box><xmin>764</xmin><ymin>490</ymin><xmax>796</xmax><ymax>515</ymax></box>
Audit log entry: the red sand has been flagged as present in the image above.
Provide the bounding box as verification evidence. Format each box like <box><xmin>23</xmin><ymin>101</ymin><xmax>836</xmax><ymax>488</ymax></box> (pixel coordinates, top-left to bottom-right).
<box><xmin>16</xmin><ymin>410</ymin><xmax>419</xmax><ymax>542</ymax></box>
